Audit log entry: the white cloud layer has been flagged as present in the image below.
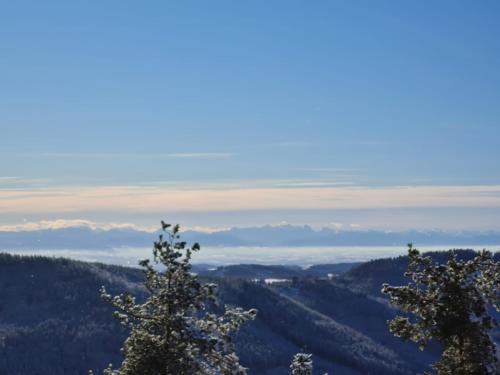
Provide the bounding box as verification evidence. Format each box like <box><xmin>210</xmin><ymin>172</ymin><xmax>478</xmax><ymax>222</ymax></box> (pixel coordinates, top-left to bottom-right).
<box><xmin>0</xmin><ymin>219</ymin><xmax>233</xmax><ymax>233</ymax></box>
<box><xmin>0</xmin><ymin>219</ymin><xmax>150</xmax><ymax>232</ymax></box>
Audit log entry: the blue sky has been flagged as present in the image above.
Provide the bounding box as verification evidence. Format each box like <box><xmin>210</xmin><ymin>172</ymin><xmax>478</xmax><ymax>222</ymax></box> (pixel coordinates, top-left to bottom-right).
<box><xmin>1</xmin><ymin>1</ymin><xmax>500</xmax><ymax>231</ymax></box>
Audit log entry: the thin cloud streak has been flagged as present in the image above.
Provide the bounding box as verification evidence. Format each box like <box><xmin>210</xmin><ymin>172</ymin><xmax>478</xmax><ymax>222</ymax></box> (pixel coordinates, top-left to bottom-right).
<box><xmin>166</xmin><ymin>153</ymin><xmax>232</xmax><ymax>159</ymax></box>
<box><xmin>292</xmin><ymin>168</ymin><xmax>359</xmax><ymax>172</ymax></box>
<box><xmin>1</xmin><ymin>184</ymin><xmax>500</xmax><ymax>215</ymax></box>
<box><xmin>0</xmin><ymin>176</ymin><xmax>53</xmax><ymax>188</ymax></box>
<box><xmin>273</xmin><ymin>181</ymin><xmax>353</xmax><ymax>187</ymax></box>
<box><xmin>25</xmin><ymin>152</ymin><xmax>233</xmax><ymax>159</ymax></box>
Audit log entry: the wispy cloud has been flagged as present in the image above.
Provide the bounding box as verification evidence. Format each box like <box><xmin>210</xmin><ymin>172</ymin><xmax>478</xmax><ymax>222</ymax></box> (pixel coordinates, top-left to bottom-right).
<box><xmin>33</xmin><ymin>152</ymin><xmax>233</xmax><ymax>159</ymax></box>
<box><xmin>292</xmin><ymin>167</ymin><xmax>359</xmax><ymax>173</ymax></box>
<box><xmin>166</xmin><ymin>153</ymin><xmax>232</xmax><ymax>159</ymax></box>
<box><xmin>268</xmin><ymin>140</ymin><xmax>393</xmax><ymax>148</ymax></box>
<box><xmin>0</xmin><ymin>176</ymin><xmax>52</xmax><ymax>188</ymax></box>
<box><xmin>270</xmin><ymin>141</ymin><xmax>314</xmax><ymax>148</ymax></box>
<box><xmin>273</xmin><ymin>181</ymin><xmax>353</xmax><ymax>188</ymax></box>
<box><xmin>337</xmin><ymin>140</ymin><xmax>393</xmax><ymax>146</ymax></box>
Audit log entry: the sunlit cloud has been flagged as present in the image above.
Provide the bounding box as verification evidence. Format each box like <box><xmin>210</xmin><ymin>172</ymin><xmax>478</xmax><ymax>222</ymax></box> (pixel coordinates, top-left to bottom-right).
<box><xmin>1</xmin><ymin>184</ymin><xmax>500</xmax><ymax>216</ymax></box>
<box><xmin>181</xmin><ymin>225</ymin><xmax>231</xmax><ymax>233</ymax></box>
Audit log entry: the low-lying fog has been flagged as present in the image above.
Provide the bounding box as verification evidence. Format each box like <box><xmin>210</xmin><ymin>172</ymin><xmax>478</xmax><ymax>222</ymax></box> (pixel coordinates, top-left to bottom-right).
<box><xmin>6</xmin><ymin>245</ymin><xmax>500</xmax><ymax>268</ymax></box>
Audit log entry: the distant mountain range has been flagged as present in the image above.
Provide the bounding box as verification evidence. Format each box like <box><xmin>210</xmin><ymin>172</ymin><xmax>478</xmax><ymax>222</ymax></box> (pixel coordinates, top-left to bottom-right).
<box><xmin>1</xmin><ymin>224</ymin><xmax>500</xmax><ymax>249</ymax></box>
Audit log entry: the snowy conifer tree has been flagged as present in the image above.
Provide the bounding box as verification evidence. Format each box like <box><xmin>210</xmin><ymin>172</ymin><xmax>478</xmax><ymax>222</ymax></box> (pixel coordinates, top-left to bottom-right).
<box><xmin>290</xmin><ymin>353</ymin><xmax>314</xmax><ymax>375</ymax></box>
<box><xmin>382</xmin><ymin>244</ymin><xmax>500</xmax><ymax>374</ymax></box>
<box><xmin>92</xmin><ymin>222</ymin><xmax>257</xmax><ymax>375</ymax></box>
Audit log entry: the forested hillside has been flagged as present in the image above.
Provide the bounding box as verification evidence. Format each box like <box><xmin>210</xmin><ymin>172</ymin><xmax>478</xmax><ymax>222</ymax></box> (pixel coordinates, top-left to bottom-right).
<box><xmin>339</xmin><ymin>249</ymin><xmax>500</xmax><ymax>296</ymax></box>
<box><xmin>0</xmin><ymin>251</ymin><xmax>494</xmax><ymax>374</ymax></box>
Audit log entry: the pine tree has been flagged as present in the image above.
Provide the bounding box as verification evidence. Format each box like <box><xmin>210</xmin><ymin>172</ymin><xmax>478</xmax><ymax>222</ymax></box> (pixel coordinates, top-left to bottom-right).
<box><xmin>290</xmin><ymin>353</ymin><xmax>313</xmax><ymax>375</ymax></box>
<box><xmin>289</xmin><ymin>353</ymin><xmax>327</xmax><ymax>375</ymax></box>
<box><xmin>92</xmin><ymin>222</ymin><xmax>257</xmax><ymax>375</ymax></box>
<box><xmin>382</xmin><ymin>244</ymin><xmax>500</xmax><ymax>374</ymax></box>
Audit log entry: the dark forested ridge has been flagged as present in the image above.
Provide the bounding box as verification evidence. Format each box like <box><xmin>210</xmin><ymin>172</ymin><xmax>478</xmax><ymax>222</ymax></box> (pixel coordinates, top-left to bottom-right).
<box><xmin>0</xmin><ymin>251</ymin><xmax>496</xmax><ymax>375</ymax></box>
<box><xmin>0</xmin><ymin>254</ymin><xmax>143</xmax><ymax>375</ymax></box>
<box><xmin>195</xmin><ymin>262</ymin><xmax>362</xmax><ymax>279</ymax></box>
<box><xmin>338</xmin><ymin>249</ymin><xmax>500</xmax><ymax>296</ymax></box>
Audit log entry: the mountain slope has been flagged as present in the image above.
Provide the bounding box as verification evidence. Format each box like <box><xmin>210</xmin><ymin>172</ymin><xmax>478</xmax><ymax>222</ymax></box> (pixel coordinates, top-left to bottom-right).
<box><xmin>0</xmin><ymin>252</ymin><xmax>454</xmax><ymax>374</ymax></box>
